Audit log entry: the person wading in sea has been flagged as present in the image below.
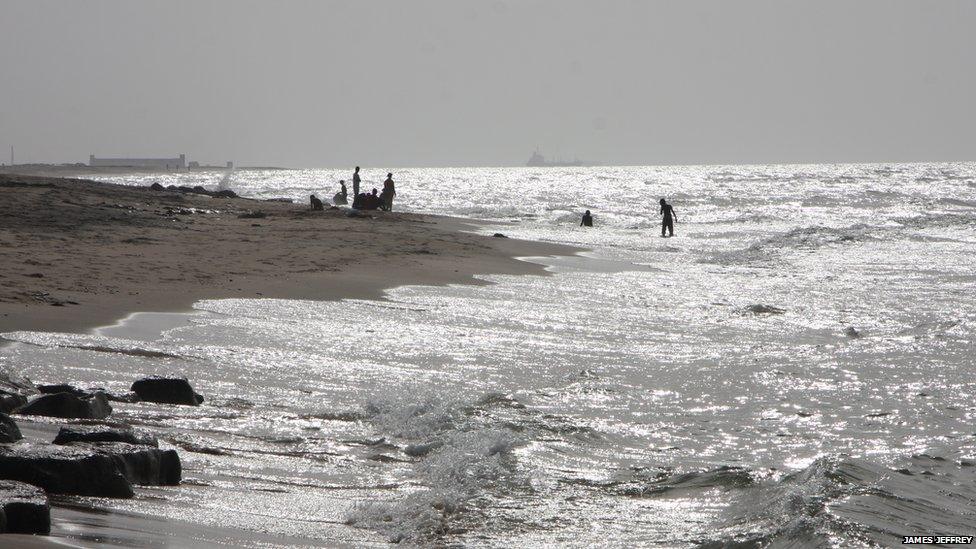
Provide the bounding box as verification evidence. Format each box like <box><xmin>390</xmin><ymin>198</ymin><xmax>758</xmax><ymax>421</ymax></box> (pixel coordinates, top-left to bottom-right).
<box><xmin>660</xmin><ymin>198</ymin><xmax>677</xmax><ymax>237</ymax></box>
<box><xmin>352</xmin><ymin>166</ymin><xmax>361</xmax><ymax>197</ymax></box>
<box><xmin>580</xmin><ymin>210</ymin><xmax>593</xmax><ymax>227</ymax></box>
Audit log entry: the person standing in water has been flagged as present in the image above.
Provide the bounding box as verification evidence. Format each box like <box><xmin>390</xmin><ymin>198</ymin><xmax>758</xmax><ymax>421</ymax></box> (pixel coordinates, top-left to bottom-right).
<box><xmin>580</xmin><ymin>210</ymin><xmax>593</xmax><ymax>227</ymax></box>
<box><xmin>659</xmin><ymin>198</ymin><xmax>677</xmax><ymax>237</ymax></box>
<box><xmin>352</xmin><ymin>166</ymin><xmax>361</xmax><ymax>197</ymax></box>
<box><xmin>382</xmin><ymin>172</ymin><xmax>396</xmax><ymax>211</ymax></box>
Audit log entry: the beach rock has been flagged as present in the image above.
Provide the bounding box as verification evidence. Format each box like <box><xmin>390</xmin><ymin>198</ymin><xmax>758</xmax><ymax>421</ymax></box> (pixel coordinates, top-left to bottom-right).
<box><xmin>54</xmin><ymin>425</ymin><xmax>157</xmax><ymax>447</ymax></box>
<box><xmin>0</xmin><ymin>391</ymin><xmax>28</xmax><ymax>415</ymax></box>
<box><xmin>0</xmin><ymin>480</ymin><xmax>50</xmax><ymax>534</ymax></box>
<box><xmin>36</xmin><ymin>383</ymin><xmax>86</xmax><ymax>396</ymax></box>
<box><xmin>0</xmin><ymin>443</ymin><xmax>133</xmax><ymax>498</ymax></box>
<box><xmin>130</xmin><ymin>376</ymin><xmax>203</xmax><ymax>406</ymax></box>
<box><xmin>743</xmin><ymin>304</ymin><xmax>786</xmax><ymax>315</ymax></box>
<box><xmin>90</xmin><ymin>442</ymin><xmax>181</xmax><ymax>486</ymax></box>
<box><xmin>0</xmin><ymin>413</ymin><xmax>22</xmax><ymax>443</ymax></box>
<box><xmin>492</xmin><ymin>233</ymin><xmax>508</xmax><ymax>238</ymax></box>
<box><xmin>149</xmin><ymin>182</ymin><xmax>165</xmax><ymax>191</ymax></box>
<box><xmin>0</xmin><ymin>442</ymin><xmax>181</xmax><ymax>498</ymax></box>
<box><xmin>15</xmin><ymin>391</ymin><xmax>112</xmax><ymax>419</ymax></box>
<box><xmin>102</xmin><ymin>390</ymin><xmax>141</xmax><ymax>404</ymax></box>
<box><xmin>212</xmin><ymin>189</ymin><xmax>237</xmax><ymax>198</ymax></box>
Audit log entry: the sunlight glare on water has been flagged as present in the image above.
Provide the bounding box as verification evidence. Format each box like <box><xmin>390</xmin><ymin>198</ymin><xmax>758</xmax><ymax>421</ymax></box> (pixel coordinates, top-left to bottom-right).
<box><xmin>3</xmin><ymin>162</ymin><xmax>976</xmax><ymax>546</ymax></box>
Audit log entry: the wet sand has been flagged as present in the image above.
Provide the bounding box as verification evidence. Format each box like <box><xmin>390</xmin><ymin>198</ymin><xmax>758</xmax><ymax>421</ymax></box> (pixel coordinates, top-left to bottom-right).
<box><xmin>0</xmin><ymin>174</ymin><xmax>576</xmax><ymax>335</ymax></box>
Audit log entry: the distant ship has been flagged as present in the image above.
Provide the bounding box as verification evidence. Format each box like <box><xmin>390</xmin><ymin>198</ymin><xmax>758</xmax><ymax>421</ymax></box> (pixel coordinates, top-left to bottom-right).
<box><xmin>526</xmin><ymin>151</ymin><xmax>592</xmax><ymax>167</ymax></box>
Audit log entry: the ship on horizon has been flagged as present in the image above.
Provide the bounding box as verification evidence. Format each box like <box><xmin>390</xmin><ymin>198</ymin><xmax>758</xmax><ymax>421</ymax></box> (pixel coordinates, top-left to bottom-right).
<box><xmin>526</xmin><ymin>151</ymin><xmax>594</xmax><ymax>167</ymax></box>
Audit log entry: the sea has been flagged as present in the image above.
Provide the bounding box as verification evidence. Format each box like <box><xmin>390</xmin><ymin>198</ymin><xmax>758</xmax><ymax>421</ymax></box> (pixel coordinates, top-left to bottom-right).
<box><xmin>2</xmin><ymin>162</ymin><xmax>975</xmax><ymax>547</ymax></box>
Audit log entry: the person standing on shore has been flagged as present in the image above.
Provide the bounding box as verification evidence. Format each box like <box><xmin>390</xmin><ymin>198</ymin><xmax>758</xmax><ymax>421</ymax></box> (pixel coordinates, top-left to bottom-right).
<box><xmin>382</xmin><ymin>172</ymin><xmax>396</xmax><ymax>211</ymax></box>
<box><xmin>659</xmin><ymin>198</ymin><xmax>677</xmax><ymax>237</ymax></box>
<box><xmin>352</xmin><ymin>166</ymin><xmax>361</xmax><ymax>197</ymax></box>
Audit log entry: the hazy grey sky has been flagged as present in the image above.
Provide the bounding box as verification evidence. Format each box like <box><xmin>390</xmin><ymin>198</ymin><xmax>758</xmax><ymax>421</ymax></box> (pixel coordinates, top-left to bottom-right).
<box><xmin>1</xmin><ymin>0</ymin><xmax>973</xmax><ymax>167</ymax></box>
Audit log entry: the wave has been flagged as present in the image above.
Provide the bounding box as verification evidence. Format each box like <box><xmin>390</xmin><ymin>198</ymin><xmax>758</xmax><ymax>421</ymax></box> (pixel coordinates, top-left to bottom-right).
<box><xmin>346</xmin><ymin>389</ymin><xmax>528</xmax><ymax>543</ymax></box>
<box><xmin>1</xmin><ymin>331</ymin><xmax>186</xmax><ymax>359</ymax></box>
<box><xmin>703</xmin><ymin>224</ymin><xmax>877</xmax><ymax>265</ymax></box>
<box><xmin>893</xmin><ymin>212</ymin><xmax>976</xmax><ymax>230</ymax></box>
<box><xmin>698</xmin><ymin>455</ymin><xmax>976</xmax><ymax>548</ymax></box>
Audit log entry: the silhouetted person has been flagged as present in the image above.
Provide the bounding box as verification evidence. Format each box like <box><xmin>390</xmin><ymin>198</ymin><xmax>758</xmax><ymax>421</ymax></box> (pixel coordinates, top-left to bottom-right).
<box><xmin>382</xmin><ymin>172</ymin><xmax>396</xmax><ymax>211</ymax></box>
<box><xmin>352</xmin><ymin>166</ymin><xmax>361</xmax><ymax>197</ymax></box>
<box><xmin>352</xmin><ymin>192</ymin><xmax>366</xmax><ymax>209</ymax></box>
<box><xmin>334</xmin><ymin>180</ymin><xmax>348</xmax><ymax>205</ymax></box>
<box><xmin>580</xmin><ymin>210</ymin><xmax>593</xmax><ymax>227</ymax></box>
<box><xmin>310</xmin><ymin>194</ymin><xmax>324</xmax><ymax>211</ymax></box>
<box><xmin>659</xmin><ymin>198</ymin><xmax>677</xmax><ymax>237</ymax></box>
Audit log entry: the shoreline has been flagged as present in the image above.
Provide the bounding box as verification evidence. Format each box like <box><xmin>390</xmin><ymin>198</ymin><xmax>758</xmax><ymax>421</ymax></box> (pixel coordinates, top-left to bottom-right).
<box><xmin>0</xmin><ymin>174</ymin><xmax>580</xmax><ymax>337</ymax></box>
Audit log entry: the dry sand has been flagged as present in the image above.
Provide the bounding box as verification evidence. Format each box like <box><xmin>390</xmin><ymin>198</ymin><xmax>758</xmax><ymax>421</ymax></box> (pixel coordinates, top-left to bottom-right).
<box><xmin>0</xmin><ymin>174</ymin><xmax>576</xmax><ymax>335</ymax></box>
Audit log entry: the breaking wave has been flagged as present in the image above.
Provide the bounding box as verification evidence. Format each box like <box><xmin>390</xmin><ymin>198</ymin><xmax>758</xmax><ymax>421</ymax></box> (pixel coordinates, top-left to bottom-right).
<box><xmin>698</xmin><ymin>455</ymin><xmax>976</xmax><ymax>548</ymax></box>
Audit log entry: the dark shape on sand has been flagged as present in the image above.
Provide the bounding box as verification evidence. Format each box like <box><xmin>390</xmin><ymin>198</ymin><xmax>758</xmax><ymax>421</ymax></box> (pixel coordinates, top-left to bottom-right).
<box><xmin>149</xmin><ymin>182</ymin><xmax>165</xmax><ymax>191</ymax></box>
<box><xmin>16</xmin><ymin>391</ymin><xmax>112</xmax><ymax>420</ymax></box>
<box><xmin>0</xmin><ymin>413</ymin><xmax>22</xmax><ymax>444</ymax></box>
<box><xmin>0</xmin><ymin>442</ymin><xmax>181</xmax><ymax>498</ymax></box>
<box><xmin>131</xmin><ymin>376</ymin><xmax>204</xmax><ymax>406</ymax></box>
<box><xmin>492</xmin><ymin>233</ymin><xmax>508</xmax><ymax>238</ymax></box>
<box><xmin>0</xmin><ymin>480</ymin><xmax>50</xmax><ymax>534</ymax></box>
<box><xmin>238</xmin><ymin>210</ymin><xmax>267</xmax><ymax>219</ymax></box>
<box><xmin>54</xmin><ymin>425</ymin><xmax>157</xmax><ymax>447</ymax></box>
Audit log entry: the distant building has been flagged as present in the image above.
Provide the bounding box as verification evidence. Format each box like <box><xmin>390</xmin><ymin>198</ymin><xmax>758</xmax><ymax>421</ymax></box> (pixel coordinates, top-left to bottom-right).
<box><xmin>89</xmin><ymin>154</ymin><xmax>186</xmax><ymax>170</ymax></box>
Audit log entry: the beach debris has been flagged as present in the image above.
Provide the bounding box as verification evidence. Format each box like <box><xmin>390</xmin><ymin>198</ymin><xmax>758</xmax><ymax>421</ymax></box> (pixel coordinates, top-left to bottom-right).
<box><xmin>0</xmin><ymin>413</ymin><xmax>21</xmax><ymax>444</ymax></box>
<box><xmin>149</xmin><ymin>182</ymin><xmax>165</xmax><ymax>191</ymax></box>
<box><xmin>844</xmin><ymin>326</ymin><xmax>862</xmax><ymax>338</ymax></box>
<box><xmin>130</xmin><ymin>376</ymin><xmax>204</xmax><ymax>406</ymax></box>
<box><xmin>0</xmin><ymin>442</ymin><xmax>181</xmax><ymax>498</ymax></box>
<box><xmin>237</xmin><ymin>210</ymin><xmax>267</xmax><ymax>219</ymax></box>
<box><xmin>492</xmin><ymin>233</ymin><xmax>508</xmax><ymax>238</ymax></box>
<box><xmin>53</xmin><ymin>425</ymin><xmax>157</xmax><ymax>448</ymax></box>
<box><xmin>0</xmin><ymin>480</ymin><xmax>50</xmax><ymax>534</ymax></box>
<box><xmin>15</xmin><ymin>391</ymin><xmax>112</xmax><ymax>420</ymax></box>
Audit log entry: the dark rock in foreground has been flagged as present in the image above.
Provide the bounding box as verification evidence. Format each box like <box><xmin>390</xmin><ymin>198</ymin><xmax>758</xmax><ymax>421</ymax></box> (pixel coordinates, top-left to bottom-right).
<box><xmin>0</xmin><ymin>391</ymin><xmax>27</xmax><ymax>415</ymax></box>
<box><xmin>54</xmin><ymin>425</ymin><xmax>157</xmax><ymax>447</ymax></box>
<box><xmin>90</xmin><ymin>442</ymin><xmax>181</xmax><ymax>486</ymax></box>
<box><xmin>36</xmin><ymin>384</ymin><xmax>86</xmax><ymax>397</ymax></box>
<box><xmin>15</xmin><ymin>391</ymin><xmax>112</xmax><ymax>419</ymax></box>
<box><xmin>0</xmin><ymin>480</ymin><xmax>50</xmax><ymax>534</ymax></box>
<box><xmin>131</xmin><ymin>376</ymin><xmax>203</xmax><ymax>406</ymax></box>
<box><xmin>0</xmin><ymin>442</ymin><xmax>181</xmax><ymax>498</ymax></box>
<box><xmin>0</xmin><ymin>443</ymin><xmax>132</xmax><ymax>497</ymax></box>
<box><xmin>0</xmin><ymin>413</ymin><xmax>21</xmax><ymax>444</ymax></box>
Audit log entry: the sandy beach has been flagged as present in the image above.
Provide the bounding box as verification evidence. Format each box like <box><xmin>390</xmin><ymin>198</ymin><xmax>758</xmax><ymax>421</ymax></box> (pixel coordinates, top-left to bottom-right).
<box><xmin>0</xmin><ymin>173</ymin><xmax>581</xmax><ymax>546</ymax></box>
<box><xmin>0</xmin><ymin>174</ymin><xmax>574</xmax><ymax>335</ymax></box>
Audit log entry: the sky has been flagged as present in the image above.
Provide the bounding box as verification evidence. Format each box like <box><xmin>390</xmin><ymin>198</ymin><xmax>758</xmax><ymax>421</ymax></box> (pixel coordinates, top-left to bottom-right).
<box><xmin>1</xmin><ymin>0</ymin><xmax>973</xmax><ymax>168</ymax></box>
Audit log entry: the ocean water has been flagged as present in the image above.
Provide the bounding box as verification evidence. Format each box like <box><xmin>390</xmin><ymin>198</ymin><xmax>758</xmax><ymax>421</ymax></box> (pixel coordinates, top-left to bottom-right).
<box><xmin>3</xmin><ymin>162</ymin><xmax>976</xmax><ymax>547</ymax></box>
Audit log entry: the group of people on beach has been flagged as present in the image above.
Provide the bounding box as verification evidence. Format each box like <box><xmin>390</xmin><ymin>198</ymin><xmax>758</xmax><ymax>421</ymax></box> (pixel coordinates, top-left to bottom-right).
<box><xmin>310</xmin><ymin>167</ymin><xmax>397</xmax><ymax>212</ymax></box>
<box><xmin>581</xmin><ymin>198</ymin><xmax>678</xmax><ymax>237</ymax></box>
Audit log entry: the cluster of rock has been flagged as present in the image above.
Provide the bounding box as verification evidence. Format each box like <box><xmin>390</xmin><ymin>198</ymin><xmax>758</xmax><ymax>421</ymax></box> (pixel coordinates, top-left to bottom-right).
<box><xmin>149</xmin><ymin>182</ymin><xmax>238</xmax><ymax>199</ymax></box>
<box><xmin>0</xmin><ymin>374</ymin><xmax>204</xmax><ymax>535</ymax></box>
